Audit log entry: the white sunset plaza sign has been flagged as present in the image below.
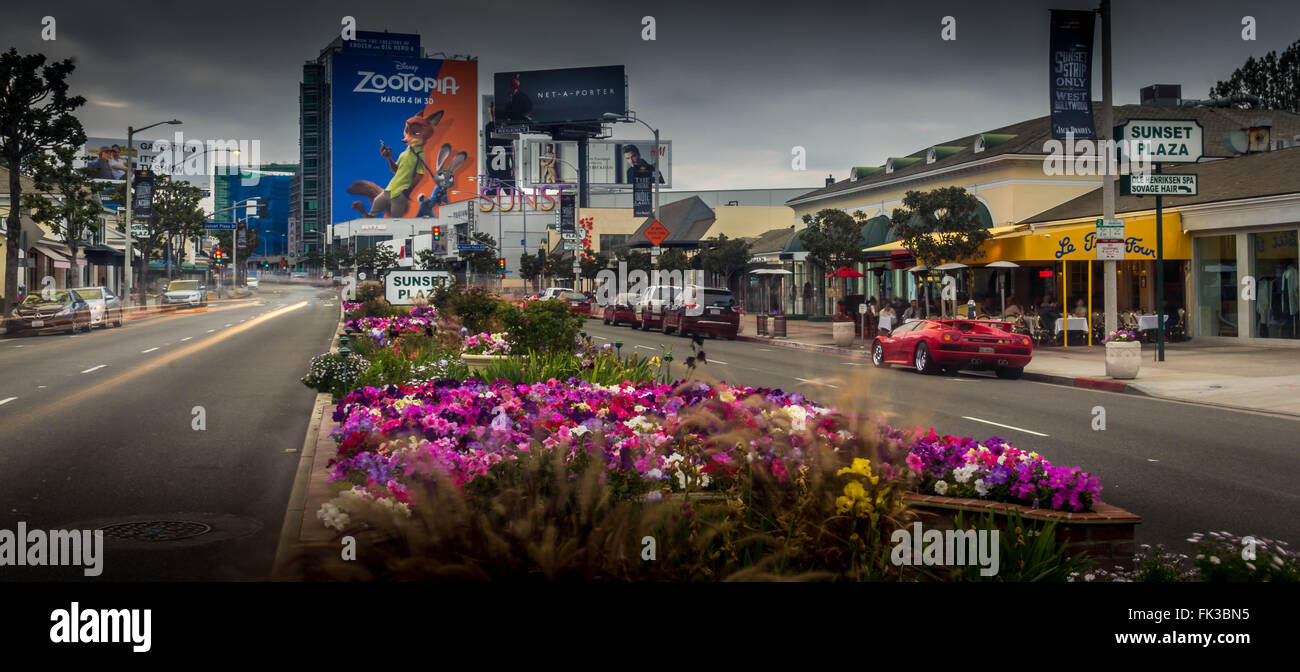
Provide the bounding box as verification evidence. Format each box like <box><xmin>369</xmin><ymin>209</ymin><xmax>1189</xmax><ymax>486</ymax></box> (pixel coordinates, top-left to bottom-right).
<box><xmin>1115</xmin><ymin>119</ymin><xmax>1204</xmax><ymax>163</ymax></box>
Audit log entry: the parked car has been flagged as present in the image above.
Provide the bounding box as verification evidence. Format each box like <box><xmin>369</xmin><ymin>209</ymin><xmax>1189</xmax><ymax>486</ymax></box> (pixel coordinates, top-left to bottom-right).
<box><xmin>160</xmin><ymin>279</ymin><xmax>208</xmax><ymax>309</ymax></box>
<box><xmin>602</xmin><ymin>292</ymin><xmax>640</xmax><ymax>326</ymax></box>
<box><xmin>540</xmin><ymin>287</ymin><xmax>574</xmax><ymax>301</ymax></box>
<box><xmin>71</xmin><ymin>286</ymin><xmax>124</xmax><ymax>328</ymax></box>
<box><xmin>8</xmin><ymin>289</ymin><xmax>93</xmax><ymax>335</ymax></box>
<box><xmin>633</xmin><ymin>285</ymin><xmax>681</xmax><ymax>331</ymax></box>
<box><xmin>871</xmin><ymin>318</ymin><xmax>1032</xmax><ymax>379</ymax></box>
<box><xmin>560</xmin><ymin>291</ymin><xmax>593</xmax><ymax>315</ymax></box>
<box><xmin>662</xmin><ymin>286</ymin><xmax>740</xmax><ymax>339</ymax></box>
<box><xmin>246</xmin><ymin>278</ymin><xmax>259</xmax><ymax>290</ymax></box>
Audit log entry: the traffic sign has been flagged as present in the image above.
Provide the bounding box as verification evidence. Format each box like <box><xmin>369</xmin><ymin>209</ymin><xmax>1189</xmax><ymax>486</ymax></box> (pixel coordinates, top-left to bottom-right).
<box><xmin>204</xmin><ymin>222</ymin><xmax>238</xmax><ymax>230</ymax></box>
<box><xmin>644</xmin><ymin>221</ymin><xmax>670</xmax><ymax>246</ymax></box>
<box><xmin>1121</xmin><ymin>173</ymin><xmax>1198</xmax><ymax>196</ymax></box>
<box><xmin>458</xmin><ymin>244</ymin><xmax>485</xmax><ymax>251</ymax></box>
<box><xmin>561</xmin><ymin>232</ymin><xmax>581</xmax><ymax>241</ymax></box>
<box><xmin>1095</xmin><ymin>218</ymin><xmax>1125</xmax><ymax>261</ymax></box>
<box><xmin>1115</xmin><ymin>119</ymin><xmax>1204</xmax><ymax>163</ymax></box>
<box><xmin>562</xmin><ymin>241</ymin><xmax>580</xmax><ymax>251</ymax></box>
<box><xmin>651</xmin><ymin>245</ymin><xmax>662</xmax><ymax>255</ymax></box>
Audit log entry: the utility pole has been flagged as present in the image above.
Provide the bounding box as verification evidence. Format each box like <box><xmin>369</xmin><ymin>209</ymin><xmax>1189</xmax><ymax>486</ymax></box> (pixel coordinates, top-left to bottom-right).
<box><xmin>1100</xmin><ymin>0</ymin><xmax>1117</xmax><ymax>335</ymax></box>
<box><xmin>125</xmin><ymin>128</ymin><xmax>136</xmax><ymax>305</ymax></box>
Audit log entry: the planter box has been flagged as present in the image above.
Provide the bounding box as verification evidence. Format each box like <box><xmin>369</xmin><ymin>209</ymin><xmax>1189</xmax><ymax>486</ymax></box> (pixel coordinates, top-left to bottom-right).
<box><xmin>1105</xmin><ymin>340</ymin><xmax>1141</xmax><ymax>379</ymax></box>
<box><xmin>461</xmin><ymin>354</ymin><xmax>509</xmax><ymax>373</ymax></box>
<box><xmin>903</xmin><ymin>493</ymin><xmax>1141</xmax><ymax>570</ymax></box>
<box><xmin>832</xmin><ymin>320</ymin><xmax>855</xmax><ymax>346</ymax></box>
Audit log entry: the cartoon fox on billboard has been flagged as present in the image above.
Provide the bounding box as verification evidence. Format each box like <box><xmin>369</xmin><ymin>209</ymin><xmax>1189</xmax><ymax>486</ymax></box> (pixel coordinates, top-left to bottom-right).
<box><xmin>347</xmin><ymin>109</ymin><xmax>466</xmax><ymax>218</ymax></box>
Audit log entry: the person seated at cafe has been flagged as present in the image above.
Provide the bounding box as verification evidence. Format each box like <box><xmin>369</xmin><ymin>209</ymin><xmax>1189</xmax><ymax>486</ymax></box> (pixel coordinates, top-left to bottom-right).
<box><xmin>865</xmin><ymin>297</ymin><xmax>878</xmax><ymax>316</ymax></box>
<box><xmin>1072</xmin><ymin>298</ymin><xmax>1088</xmax><ymax>317</ymax></box>
<box><xmin>1039</xmin><ymin>295</ymin><xmax>1060</xmax><ymax>325</ymax></box>
<box><xmin>1003</xmin><ymin>298</ymin><xmax>1023</xmax><ymax>318</ymax></box>
<box><xmin>902</xmin><ymin>299</ymin><xmax>920</xmax><ymax>321</ymax></box>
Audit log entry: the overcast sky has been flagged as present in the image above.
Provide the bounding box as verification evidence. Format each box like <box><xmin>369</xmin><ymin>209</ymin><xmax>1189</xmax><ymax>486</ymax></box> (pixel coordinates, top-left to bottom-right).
<box><xmin>5</xmin><ymin>0</ymin><xmax>1298</xmax><ymax>190</ymax></box>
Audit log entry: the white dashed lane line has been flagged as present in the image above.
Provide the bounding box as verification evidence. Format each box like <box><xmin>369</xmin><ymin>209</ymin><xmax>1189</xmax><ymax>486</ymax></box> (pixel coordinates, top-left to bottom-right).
<box><xmin>634</xmin><ymin>345</ymin><xmax>655</xmax><ymax>350</ymax></box>
<box><xmin>960</xmin><ymin>416</ymin><xmax>1049</xmax><ymax>437</ymax></box>
<box><xmin>81</xmin><ymin>365</ymin><xmax>107</xmax><ymax>374</ymax></box>
<box><xmin>0</xmin><ymin>397</ymin><xmax>17</xmax><ymax>407</ymax></box>
<box><xmin>707</xmin><ymin>359</ymin><xmax>729</xmax><ymax>365</ymax></box>
<box><xmin>141</xmin><ymin>347</ymin><xmax>159</xmax><ymax>353</ymax></box>
<box><xmin>181</xmin><ymin>337</ymin><xmax>192</xmax><ymax>341</ymax></box>
<box><xmin>794</xmin><ymin>377</ymin><xmax>839</xmax><ymax>389</ymax></box>
<box><xmin>208</xmin><ymin>329</ymin><xmax>216</xmax><ymax>333</ymax></box>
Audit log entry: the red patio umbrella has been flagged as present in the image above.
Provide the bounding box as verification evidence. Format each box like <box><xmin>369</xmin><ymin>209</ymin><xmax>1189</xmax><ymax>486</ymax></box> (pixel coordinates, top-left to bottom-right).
<box><xmin>825</xmin><ymin>266</ymin><xmax>865</xmax><ymax>278</ymax></box>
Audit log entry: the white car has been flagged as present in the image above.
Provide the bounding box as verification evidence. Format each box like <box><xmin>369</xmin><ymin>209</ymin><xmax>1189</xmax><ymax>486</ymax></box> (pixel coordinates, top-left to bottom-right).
<box><xmin>633</xmin><ymin>284</ymin><xmax>682</xmax><ymax>331</ymax></box>
<box><xmin>246</xmin><ymin>278</ymin><xmax>259</xmax><ymax>289</ymax></box>
<box><xmin>539</xmin><ymin>287</ymin><xmax>574</xmax><ymax>301</ymax></box>
<box><xmin>71</xmin><ymin>286</ymin><xmax>124</xmax><ymax>328</ymax></box>
<box><xmin>160</xmin><ymin>280</ymin><xmax>208</xmax><ymax>309</ymax></box>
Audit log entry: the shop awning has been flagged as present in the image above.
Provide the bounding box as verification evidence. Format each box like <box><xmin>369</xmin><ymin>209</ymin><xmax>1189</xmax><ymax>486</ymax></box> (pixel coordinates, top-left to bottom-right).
<box><xmin>751</xmin><ymin>268</ymin><xmax>792</xmax><ymax>275</ymax></box>
<box><xmin>863</xmin><ymin>225</ymin><xmax>1023</xmax><ymax>256</ymax></box>
<box><xmin>987</xmin><ymin>214</ymin><xmax>1191</xmax><ymax>262</ymax></box>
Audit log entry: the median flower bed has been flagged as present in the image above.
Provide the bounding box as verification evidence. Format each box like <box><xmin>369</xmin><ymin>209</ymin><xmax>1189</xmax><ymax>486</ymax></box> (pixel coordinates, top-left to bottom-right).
<box><xmin>323</xmin><ymin>375</ymin><xmax>1102</xmax><ymax>515</ymax></box>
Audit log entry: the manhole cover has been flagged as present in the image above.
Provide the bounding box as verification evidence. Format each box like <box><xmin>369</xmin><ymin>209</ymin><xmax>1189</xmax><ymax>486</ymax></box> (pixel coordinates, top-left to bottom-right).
<box><xmin>98</xmin><ymin>521</ymin><xmax>212</xmax><ymax>542</ymax></box>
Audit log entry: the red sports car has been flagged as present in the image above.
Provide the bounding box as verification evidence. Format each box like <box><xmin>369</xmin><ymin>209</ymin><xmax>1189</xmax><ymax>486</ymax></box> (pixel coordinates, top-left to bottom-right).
<box><xmin>871</xmin><ymin>319</ymin><xmax>1033</xmax><ymax>379</ymax></box>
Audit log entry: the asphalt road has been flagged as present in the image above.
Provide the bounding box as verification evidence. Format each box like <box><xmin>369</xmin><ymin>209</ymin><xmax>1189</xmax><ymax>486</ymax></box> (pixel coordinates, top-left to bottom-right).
<box><xmin>0</xmin><ymin>282</ymin><xmax>339</xmax><ymax>581</ymax></box>
<box><xmin>582</xmin><ymin>318</ymin><xmax>1300</xmax><ymax>553</ymax></box>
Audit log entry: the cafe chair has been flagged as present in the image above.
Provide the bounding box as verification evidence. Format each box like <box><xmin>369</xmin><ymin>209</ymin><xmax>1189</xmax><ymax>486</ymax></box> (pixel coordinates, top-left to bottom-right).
<box><xmin>1169</xmin><ymin>308</ymin><xmax>1187</xmax><ymax>342</ymax></box>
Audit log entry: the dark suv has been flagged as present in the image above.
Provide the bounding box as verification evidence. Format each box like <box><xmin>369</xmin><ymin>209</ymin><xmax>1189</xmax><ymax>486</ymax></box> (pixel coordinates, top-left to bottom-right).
<box><xmin>661</xmin><ymin>286</ymin><xmax>740</xmax><ymax>339</ymax></box>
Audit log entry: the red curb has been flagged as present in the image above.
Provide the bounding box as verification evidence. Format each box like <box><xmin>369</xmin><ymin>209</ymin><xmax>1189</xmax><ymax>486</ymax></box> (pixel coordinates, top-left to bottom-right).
<box><xmin>1071</xmin><ymin>377</ymin><xmax>1132</xmax><ymax>393</ymax></box>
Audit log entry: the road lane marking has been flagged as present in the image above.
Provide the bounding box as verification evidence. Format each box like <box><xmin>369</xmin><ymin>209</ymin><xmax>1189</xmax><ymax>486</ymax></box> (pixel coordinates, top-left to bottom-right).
<box><xmin>758</xmin><ymin>348</ymin><xmax>772</xmax><ymax>352</ymax></box>
<box><xmin>593</xmin><ymin>336</ymin><xmax>608</xmax><ymax>340</ymax></box>
<box><xmin>81</xmin><ymin>365</ymin><xmax>107</xmax><ymax>373</ymax></box>
<box><xmin>141</xmin><ymin>347</ymin><xmax>159</xmax><ymax>353</ymax></box>
<box><xmin>224</xmin><ymin>323</ymin><xmax>232</xmax><ymax>327</ymax></box>
<box><xmin>181</xmin><ymin>337</ymin><xmax>192</xmax><ymax>341</ymax></box>
<box><xmin>208</xmin><ymin>329</ymin><xmax>215</xmax><ymax>333</ymax></box>
<box><xmin>707</xmin><ymin>359</ymin><xmax>729</xmax><ymax>365</ymax></box>
<box><xmin>0</xmin><ymin>397</ymin><xmax>16</xmax><ymax>406</ymax></box>
<box><xmin>794</xmin><ymin>377</ymin><xmax>839</xmax><ymax>389</ymax></box>
<box><xmin>635</xmin><ymin>345</ymin><xmax>655</xmax><ymax>350</ymax></box>
<box><xmin>960</xmin><ymin>416</ymin><xmax>1049</xmax><ymax>437</ymax></box>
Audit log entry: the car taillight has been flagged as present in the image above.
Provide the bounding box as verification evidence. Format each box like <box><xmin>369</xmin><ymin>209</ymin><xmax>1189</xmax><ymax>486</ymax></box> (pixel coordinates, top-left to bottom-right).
<box><xmin>1018</xmin><ymin>337</ymin><xmax>1031</xmax><ymax>347</ymax></box>
<box><xmin>941</xmin><ymin>331</ymin><xmax>958</xmax><ymax>343</ymax></box>
<box><xmin>686</xmin><ymin>303</ymin><xmax>698</xmax><ymax>309</ymax></box>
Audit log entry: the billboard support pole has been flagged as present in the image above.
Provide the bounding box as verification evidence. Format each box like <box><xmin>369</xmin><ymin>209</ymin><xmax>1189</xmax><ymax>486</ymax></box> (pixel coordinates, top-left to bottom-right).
<box><xmin>125</xmin><ymin>127</ymin><xmax>135</xmax><ymax>305</ymax></box>
<box><xmin>577</xmin><ymin>137</ymin><xmax>590</xmax><ymax>209</ymax></box>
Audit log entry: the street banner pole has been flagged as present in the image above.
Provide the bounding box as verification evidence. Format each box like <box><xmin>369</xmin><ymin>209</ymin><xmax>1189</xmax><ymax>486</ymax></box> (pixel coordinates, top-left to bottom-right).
<box><xmin>1156</xmin><ymin>162</ymin><xmax>1165</xmax><ymax>361</ymax></box>
<box><xmin>1101</xmin><ymin>0</ymin><xmax>1118</xmax><ymax>337</ymax></box>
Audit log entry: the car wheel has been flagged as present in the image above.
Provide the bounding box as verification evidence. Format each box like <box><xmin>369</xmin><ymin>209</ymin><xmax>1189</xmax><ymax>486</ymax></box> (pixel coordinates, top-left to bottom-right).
<box><xmin>871</xmin><ymin>340</ymin><xmax>886</xmax><ymax>367</ymax></box>
<box><xmin>913</xmin><ymin>343</ymin><xmax>937</xmax><ymax>374</ymax></box>
<box><xmin>996</xmin><ymin>366</ymin><xmax>1024</xmax><ymax>380</ymax></box>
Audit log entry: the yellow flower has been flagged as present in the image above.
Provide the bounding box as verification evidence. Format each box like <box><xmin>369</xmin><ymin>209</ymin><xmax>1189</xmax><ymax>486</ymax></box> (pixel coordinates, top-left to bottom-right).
<box><xmin>842</xmin><ymin>480</ymin><xmax>867</xmax><ymax>501</ymax></box>
<box><xmin>835</xmin><ymin>458</ymin><xmax>879</xmax><ymax>485</ymax></box>
<box><xmin>649</xmin><ymin>357</ymin><xmax>662</xmax><ymax>367</ymax></box>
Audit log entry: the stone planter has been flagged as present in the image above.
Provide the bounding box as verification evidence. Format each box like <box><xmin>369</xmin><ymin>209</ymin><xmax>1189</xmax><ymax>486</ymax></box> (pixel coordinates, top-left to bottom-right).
<box><xmin>461</xmin><ymin>354</ymin><xmax>509</xmax><ymax>373</ymax></box>
<box><xmin>903</xmin><ymin>493</ymin><xmax>1142</xmax><ymax>569</ymax></box>
<box><xmin>832</xmin><ymin>320</ymin><xmax>855</xmax><ymax>347</ymax></box>
<box><xmin>1105</xmin><ymin>340</ymin><xmax>1141</xmax><ymax>379</ymax></box>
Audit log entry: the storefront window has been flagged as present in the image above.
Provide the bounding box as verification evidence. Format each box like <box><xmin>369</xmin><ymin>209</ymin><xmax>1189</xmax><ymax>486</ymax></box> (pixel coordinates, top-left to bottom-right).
<box><xmin>1250</xmin><ymin>230</ymin><xmax>1299</xmax><ymax>339</ymax></box>
<box><xmin>1195</xmin><ymin>236</ymin><xmax>1238</xmax><ymax>337</ymax></box>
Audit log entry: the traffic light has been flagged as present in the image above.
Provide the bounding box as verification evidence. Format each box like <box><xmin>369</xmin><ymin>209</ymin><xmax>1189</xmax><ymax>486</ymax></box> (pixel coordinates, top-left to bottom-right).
<box><xmin>497</xmin><ymin>257</ymin><xmax>506</xmax><ymax>270</ymax></box>
<box><xmin>432</xmin><ymin>226</ymin><xmax>442</xmax><ymax>241</ymax></box>
<box><xmin>213</xmin><ymin>248</ymin><xmax>224</xmax><ymax>264</ymax></box>
<box><xmin>257</xmin><ymin>199</ymin><xmax>268</xmax><ymax>218</ymax></box>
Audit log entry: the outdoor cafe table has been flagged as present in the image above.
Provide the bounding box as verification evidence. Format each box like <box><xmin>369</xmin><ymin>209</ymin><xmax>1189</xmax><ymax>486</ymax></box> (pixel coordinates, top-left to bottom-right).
<box><xmin>1136</xmin><ymin>314</ymin><xmax>1168</xmax><ymax>331</ymax></box>
<box><xmin>1054</xmin><ymin>317</ymin><xmax>1088</xmax><ymax>334</ymax></box>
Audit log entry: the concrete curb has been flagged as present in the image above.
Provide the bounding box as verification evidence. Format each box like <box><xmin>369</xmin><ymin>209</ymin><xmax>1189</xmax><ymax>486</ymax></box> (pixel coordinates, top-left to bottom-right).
<box><xmin>735</xmin><ymin>333</ymin><xmax>872</xmax><ymax>359</ymax></box>
<box><xmin>271</xmin><ymin>392</ymin><xmax>333</xmax><ymax>580</ymax></box>
<box><xmin>1020</xmin><ymin>371</ymin><xmax>1146</xmax><ymax>396</ymax></box>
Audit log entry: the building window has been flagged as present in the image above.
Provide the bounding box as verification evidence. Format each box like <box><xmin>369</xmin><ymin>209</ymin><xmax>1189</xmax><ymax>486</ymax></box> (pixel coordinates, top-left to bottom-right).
<box><xmin>1249</xmin><ymin>230</ymin><xmax>1299</xmax><ymax>339</ymax></box>
<box><xmin>1195</xmin><ymin>235</ymin><xmax>1238</xmax><ymax>337</ymax></box>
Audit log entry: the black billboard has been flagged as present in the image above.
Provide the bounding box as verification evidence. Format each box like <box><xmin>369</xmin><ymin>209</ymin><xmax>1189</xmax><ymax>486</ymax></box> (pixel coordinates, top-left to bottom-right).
<box><xmin>1049</xmin><ymin>10</ymin><xmax>1096</xmax><ymax>140</ymax></box>
<box><xmin>632</xmin><ymin>164</ymin><xmax>653</xmax><ymax>217</ymax></box>
<box><xmin>494</xmin><ymin>66</ymin><xmax>626</xmax><ymax>126</ymax></box>
<box><xmin>559</xmin><ymin>193</ymin><xmax>576</xmax><ymax>235</ymax></box>
<box><xmin>483</xmin><ymin>121</ymin><xmax>515</xmax><ymax>194</ymax></box>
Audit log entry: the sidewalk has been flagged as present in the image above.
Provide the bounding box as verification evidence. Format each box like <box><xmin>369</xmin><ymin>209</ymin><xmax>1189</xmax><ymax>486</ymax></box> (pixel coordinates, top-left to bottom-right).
<box><xmin>737</xmin><ymin>315</ymin><xmax>1300</xmax><ymax>416</ymax></box>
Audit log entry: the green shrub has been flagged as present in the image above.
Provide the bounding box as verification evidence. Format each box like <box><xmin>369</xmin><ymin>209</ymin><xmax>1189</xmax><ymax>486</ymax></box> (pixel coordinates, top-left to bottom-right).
<box><xmin>945</xmin><ymin>510</ymin><xmax>1094</xmax><ymax>582</ymax></box>
<box><xmin>476</xmin><ymin>350</ymin><xmax>660</xmax><ymax>386</ymax></box>
<box><xmin>431</xmin><ymin>284</ymin><xmax>508</xmax><ymax>333</ymax></box>
<box><xmin>502</xmin><ymin>300</ymin><xmax>584</xmax><ymax>355</ymax></box>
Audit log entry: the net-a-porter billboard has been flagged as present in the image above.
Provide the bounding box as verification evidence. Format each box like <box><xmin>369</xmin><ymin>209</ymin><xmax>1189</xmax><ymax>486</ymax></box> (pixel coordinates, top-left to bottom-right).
<box><xmin>493</xmin><ymin>65</ymin><xmax>627</xmax><ymax>126</ymax></box>
<box><xmin>331</xmin><ymin>53</ymin><xmax>478</xmax><ymax>224</ymax></box>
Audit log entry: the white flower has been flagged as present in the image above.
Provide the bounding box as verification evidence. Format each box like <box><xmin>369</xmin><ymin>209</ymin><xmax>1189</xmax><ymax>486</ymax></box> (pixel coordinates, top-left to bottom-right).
<box><xmin>571</xmin><ymin>425</ymin><xmax>589</xmax><ymax>437</ymax></box>
<box><xmin>933</xmin><ymin>480</ymin><xmax>949</xmax><ymax>495</ymax></box>
<box><xmin>316</xmin><ymin>502</ymin><xmax>350</xmax><ymax>531</ymax></box>
<box><xmin>1246</xmin><ymin>562</ymin><xmax>1257</xmax><ymax>572</ymax></box>
<box><xmin>1209</xmin><ymin>556</ymin><xmax>1221</xmax><ymax>565</ymax></box>
<box><xmin>974</xmin><ymin>478</ymin><xmax>990</xmax><ymax>497</ymax></box>
<box><xmin>1084</xmin><ymin>573</ymin><xmax>1095</xmax><ymax>582</ymax></box>
<box><xmin>785</xmin><ymin>405</ymin><xmax>809</xmax><ymax>431</ymax></box>
<box><xmin>953</xmin><ymin>464</ymin><xmax>979</xmax><ymax>484</ymax></box>
<box><xmin>644</xmin><ymin>468</ymin><xmax>663</xmax><ymax>480</ymax></box>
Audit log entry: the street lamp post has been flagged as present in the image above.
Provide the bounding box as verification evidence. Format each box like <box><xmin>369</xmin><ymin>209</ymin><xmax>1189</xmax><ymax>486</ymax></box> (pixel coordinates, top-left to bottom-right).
<box><xmin>603</xmin><ymin>112</ymin><xmax>660</xmax><ymax>263</ymax></box>
<box><xmin>124</xmin><ymin>119</ymin><xmax>182</xmax><ymax>306</ymax></box>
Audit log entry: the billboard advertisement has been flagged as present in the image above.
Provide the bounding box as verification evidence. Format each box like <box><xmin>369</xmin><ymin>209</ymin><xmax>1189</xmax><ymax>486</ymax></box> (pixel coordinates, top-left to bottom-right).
<box><xmin>493</xmin><ymin>66</ymin><xmax>626</xmax><ymax>126</ymax></box>
<box><xmin>80</xmin><ymin>137</ymin><xmax>207</xmax><ymax>187</ymax></box>
<box><xmin>523</xmin><ymin>139</ymin><xmax>670</xmax><ymax>188</ymax></box>
<box><xmin>331</xmin><ymin>53</ymin><xmax>478</xmax><ymax>225</ymax></box>
<box><xmin>1049</xmin><ymin>10</ymin><xmax>1096</xmax><ymax>140</ymax></box>
<box><xmin>343</xmin><ymin>31</ymin><xmax>420</xmax><ymax>56</ymax></box>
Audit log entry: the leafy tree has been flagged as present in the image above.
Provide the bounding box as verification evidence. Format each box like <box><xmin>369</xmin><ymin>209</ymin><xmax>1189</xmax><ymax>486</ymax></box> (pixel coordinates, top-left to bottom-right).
<box><xmin>800</xmin><ymin>208</ymin><xmax>868</xmax><ymax>272</ymax></box>
<box><xmin>543</xmin><ymin>249</ymin><xmax>574</xmax><ymax>282</ymax></box>
<box><xmin>355</xmin><ymin>244</ymin><xmax>399</xmax><ymax>278</ymax></box>
<box><xmin>1210</xmin><ymin>40</ymin><xmax>1300</xmax><ymax>114</ymax></box>
<box><xmin>416</xmin><ymin>248</ymin><xmax>448</xmax><ymax>271</ymax></box>
<box><xmin>501</xmin><ymin>298</ymin><xmax>585</xmax><ymax>354</ymax></box>
<box><xmin>656</xmin><ymin>247</ymin><xmax>690</xmax><ymax>271</ymax></box>
<box><xmin>518</xmin><ymin>251</ymin><xmax>543</xmax><ymax>289</ymax></box>
<box><xmin>115</xmin><ymin>177</ymin><xmax>205</xmax><ymax>292</ymax></box>
<box><xmin>696</xmin><ymin>233</ymin><xmax>752</xmax><ymax>287</ymax></box>
<box><xmin>621</xmin><ymin>249</ymin><xmax>652</xmax><ymax>273</ymax></box>
<box><xmin>462</xmin><ymin>231</ymin><xmax>499</xmax><ymax>279</ymax></box>
<box><xmin>579</xmin><ymin>248</ymin><xmax>608</xmax><ymax>281</ymax></box>
<box><xmin>0</xmin><ymin>48</ymin><xmax>86</xmax><ymax>308</ymax></box>
<box><xmin>890</xmin><ymin>187</ymin><xmax>991</xmax><ymax>267</ymax></box>
<box><xmin>22</xmin><ymin>144</ymin><xmax>101</xmax><ymax>287</ymax></box>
